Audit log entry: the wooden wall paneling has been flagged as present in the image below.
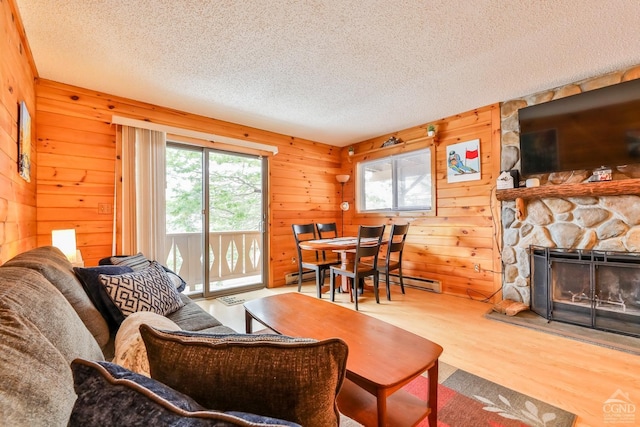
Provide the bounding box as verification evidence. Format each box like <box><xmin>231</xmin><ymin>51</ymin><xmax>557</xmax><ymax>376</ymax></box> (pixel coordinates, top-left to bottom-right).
<box><xmin>345</xmin><ymin>104</ymin><xmax>501</xmax><ymax>301</ymax></box>
<box><xmin>37</xmin><ymin>79</ymin><xmax>320</xmax><ymax>149</ymax></box>
<box><xmin>35</xmin><ymin>79</ymin><xmax>343</xmax><ymax>282</ymax></box>
<box><xmin>27</xmin><ymin>55</ymin><xmax>499</xmax><ymax>297</ymax></box>
<box><xmin>0</xmin><ymin>0</ymin><xmax>38</xmax><ymax>263</ymax></box>
<box><xmin>38</xmin><ymin>166</ymin><xmax>114</xmax><ymax>183</ymax></box>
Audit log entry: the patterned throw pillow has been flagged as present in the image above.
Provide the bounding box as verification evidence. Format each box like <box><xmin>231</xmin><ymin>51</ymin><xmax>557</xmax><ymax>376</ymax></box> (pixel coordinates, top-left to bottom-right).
<box><xmin>70</xmin><ymin>359</ymin><xmax>302</xmax><ymax>427</ymax></box>
<box><xmin>99</xmin><ymin>262</ymin><xmax>185</xmax><ymax>317</ymax></box>
<box><xmin>105</xmin><ymin>253</ymin><xmax>187</xmax><ymax>292</ymax></box>
<box><xmin>140</xmin><ymin>326</ymin><xmax>349</xmax><ymax>427</ymax></box>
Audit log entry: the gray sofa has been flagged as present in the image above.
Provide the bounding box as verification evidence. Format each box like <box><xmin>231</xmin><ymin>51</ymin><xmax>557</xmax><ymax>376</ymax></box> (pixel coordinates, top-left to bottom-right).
<box><xmin>0</xmin><ymin>246</ymin><xmax>358</xmax><ymax>427</ymax></box>
<box><xmin>0</xmin><ymin>246</ymin><xmax>244</xmax><ymax>426</ymax></box>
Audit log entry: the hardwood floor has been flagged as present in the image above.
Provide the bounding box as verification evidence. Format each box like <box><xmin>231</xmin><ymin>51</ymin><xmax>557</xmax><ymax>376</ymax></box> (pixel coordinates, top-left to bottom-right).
<box><xmin>196</xmin><ymin>284</ymin><xmax>640</xmax><ymax>427</ymax></box>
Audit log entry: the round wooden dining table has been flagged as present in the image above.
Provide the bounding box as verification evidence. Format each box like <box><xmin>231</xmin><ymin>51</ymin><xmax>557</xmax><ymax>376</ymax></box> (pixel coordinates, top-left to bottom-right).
<box><xmin>298</xmin><ymin>237</ymin><xmax>386</xmax><ymax>292</ymax></box>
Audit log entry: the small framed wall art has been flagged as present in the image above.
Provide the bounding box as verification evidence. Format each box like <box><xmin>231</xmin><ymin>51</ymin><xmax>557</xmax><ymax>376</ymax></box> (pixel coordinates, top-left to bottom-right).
<box><xmin>18</xmin><ymin>101</ymin><xmax>31</xmax><ymax>182</ymax></box>
<box><xmin>446</xmin><ymin>139</ymin><xmax>481</xmax><ymax>183</ymax></box>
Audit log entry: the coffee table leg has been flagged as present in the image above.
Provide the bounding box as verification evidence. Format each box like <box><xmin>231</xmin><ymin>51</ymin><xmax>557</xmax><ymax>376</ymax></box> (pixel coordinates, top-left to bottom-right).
<box><xmin>427</xmin><ymin>360</ymin><xmax>438</xmax><ymax>427</ymax></box>
<box><xmin>245</xmin><ymin>310</ymin><xmax>253</xmax><ymax>333</ymax></box>
<box><xmin>376</xmin><ymin>389</ymin><xmax>388</xmax><ymax>427</ymax></box>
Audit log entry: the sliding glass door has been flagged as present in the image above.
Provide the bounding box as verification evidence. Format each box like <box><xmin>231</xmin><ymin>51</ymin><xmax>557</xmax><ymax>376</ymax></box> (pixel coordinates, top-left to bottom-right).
<box><xmin>165</xmin><ymin>143</ymin><xmax>267</xmax><ymax>298</ymax></box>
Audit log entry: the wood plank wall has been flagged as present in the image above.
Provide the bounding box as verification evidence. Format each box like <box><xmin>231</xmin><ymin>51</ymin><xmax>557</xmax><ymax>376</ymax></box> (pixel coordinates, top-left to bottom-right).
<box><xmin>5</xmin><ymin>0</ymin><xmax>502</xmax><ymax>298</ymax></box>
<box><xmin>33</xmin><ymin>79</ymin><xmax>501</xmax><ymax>298</ymax></box>
<box><xmin>34</xmin><ymin>79</ymin><xmax>344</xmax><ymax>285</ymax></box>
<box><xmin>344</xmin><ymin>105</ymin><xmax>502</xmax><ymax>300</ymax></box>
<box><xmin>0</xmin><ymin>0</ymin><xmax>37</xmax><ymax>263</ymax></box>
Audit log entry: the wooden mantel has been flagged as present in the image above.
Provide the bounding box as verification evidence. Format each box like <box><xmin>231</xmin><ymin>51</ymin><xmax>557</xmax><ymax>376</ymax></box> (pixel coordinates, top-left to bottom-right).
<box><xmin>495</xmin><ymin>178</ymin><xmax>640</xmax><ymax>201</ymax></box>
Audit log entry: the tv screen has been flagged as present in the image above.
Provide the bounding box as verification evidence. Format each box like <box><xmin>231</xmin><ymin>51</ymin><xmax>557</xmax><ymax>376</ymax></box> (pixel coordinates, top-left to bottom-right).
<box><xmin>518</xmin><ymin>78</ymin><xmax>640</xmax><ymax>176</ymax></box>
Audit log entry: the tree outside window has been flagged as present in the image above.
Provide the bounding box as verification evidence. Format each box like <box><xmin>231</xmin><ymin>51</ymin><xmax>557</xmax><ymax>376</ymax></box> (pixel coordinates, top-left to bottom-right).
<box><xmin>358</xmin><ymin>148</ymin><xmax>433</xmax><ymax>212</ymax></box>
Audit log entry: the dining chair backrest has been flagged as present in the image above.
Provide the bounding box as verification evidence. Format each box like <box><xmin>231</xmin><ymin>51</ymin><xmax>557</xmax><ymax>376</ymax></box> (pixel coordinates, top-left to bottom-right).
<box><xmin>353</xmin><ymin>225</ymin><xmax>385</xmax><ymax>271</ymax></box>
<box><xmin>292</xmin><ymin>223</ymin><xmax>319</xmax><ymax>260</ymax></box>
<box><xmin>315</xmin><ymin>222</ymin><xmax>338</xmax><ymax>260</ymax></box>
<box><xmin>385</xmin><ymin>223</ymin><xmax>410</xmax><ymax>260</ymax></box>
<box><xmin>316</xmin><ymin>222</ymin><xmax>338</xmax><ymax>239</ymax></box>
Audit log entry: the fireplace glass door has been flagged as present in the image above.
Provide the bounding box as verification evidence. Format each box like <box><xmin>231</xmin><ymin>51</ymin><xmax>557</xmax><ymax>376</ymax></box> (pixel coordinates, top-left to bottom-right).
<box><xmin>531</xmin><ymin>246</ymin><xmax>640</xmax><ymax>337</ymax></box>
<box><xmin>594</xmin><ymin>262</ymin><xmax>640</xmax><ymax>336</ymax></box>
<box><xmin>550</xmin><ymin>258</ymin><xmax>592</xmax><ymax>327</ymax></box>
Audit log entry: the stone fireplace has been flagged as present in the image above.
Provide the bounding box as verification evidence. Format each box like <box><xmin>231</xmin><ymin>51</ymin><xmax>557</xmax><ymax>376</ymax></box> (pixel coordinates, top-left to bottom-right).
<box><xmin>531</xmin><ymin>246</ymin><xmax>640</xmax><ymax>337</ymax></box>
<box><xmin>498</xmin><ymin>64</ymin><xmax>640</xmax><ymax>310</ymax></box>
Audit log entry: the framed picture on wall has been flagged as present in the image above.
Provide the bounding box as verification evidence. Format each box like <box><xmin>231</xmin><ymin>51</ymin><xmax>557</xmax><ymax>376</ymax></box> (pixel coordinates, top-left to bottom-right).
<box><xmin>447</xmin><ymin>139</ymin><xmax>481</xmax><ymax>183</ymax></box>
<box><xmin>18</xmin><ymin>101</ymin><xmax>31</xmax><ymax>182</ymax></box>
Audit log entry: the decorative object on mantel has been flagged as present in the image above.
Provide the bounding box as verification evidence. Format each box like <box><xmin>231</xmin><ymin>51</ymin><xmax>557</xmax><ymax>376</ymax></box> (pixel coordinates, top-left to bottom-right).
<box><xmin>505</xmin><ymin>170</ymin><xmax>519</xmax><ymax>188</ymax></box>
<box><xmin>525</xmin><ymin>178</ymin><xmax>540</xmax><ymax>188</ymax></box>
<box><xmin>348</xmin><ymin>146</ymin><xmax>354</xmax><ymax>156</ymax></box>
<box><xmin>381</xmin><ymin>136</ymin><xmax>402</xmax><ymax>148</ymax></box>
<box><xmin>427</xmin><ymin>124</ymin><xmax>436</xmax><ymax>137</ymax></box>
<box><xmin>589</xmin><ymin>166</ymin><xmax>613</xmax><ymax>182</ymax></box>
<box><xmin>446</xmin><ymin>139</ymin><xmax>481</xmax><ymax>183</ymax></box>
<box><xmin>496</xmin><ymin>171</ymin><xmax>514</xmax><ymax>190</ymax></box>
<box><xmin>18</xmin><ymin>101</ymin><xmax>32</xmax><ymax>182</ymax></box>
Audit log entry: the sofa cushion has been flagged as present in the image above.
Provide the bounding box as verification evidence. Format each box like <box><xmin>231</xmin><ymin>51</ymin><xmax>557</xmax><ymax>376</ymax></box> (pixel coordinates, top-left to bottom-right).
<box><xmin>0</xmin><ymin>267</ymin><xmax>104</xmax><ymax>362</ymax></box>
<box><xmin>74</xmin><ymin>264</ymin><xmax>134</xmax><ymax>332</ymax></box>
<box><xmin>167</xmin><ymin>294</ymin><xmax>233</xmax><ymax>332</ymax></box>
<box><xmin>3</xmin><ymin>246</ymin><xmax>111</xmax><ymax>350</ymax></box>
<box><xmin>0</xmin><ymin>267</ymin><xmax>104</xmax><ymax>426</ymax></box>
<box><xmin>99</xmin><ymin>261</ymin><xmax>185</xmax><ymax>317</ymax></box>
<box><xmin>140</xmin><ymin>326</ymin><xmax>348</xmax><ymax>427</ymax></box>
<box><xmin>101</xmin><ymin>253</ymin><xmax>187</xmax><ymax>292</ymax></box>
<box><xmin>0</xmin><ymin>310</ymin><xmax>77</xmax><ymax>427</ymax></box>
<box><xmin>114</xmin><ymin>311</ymin><xmax>181</xmax><ymax>376</ymax></box>
<box><xmin>70</xmin><ymin>359</ymin><xmax>301</xmax><ymax>427</ymax></box>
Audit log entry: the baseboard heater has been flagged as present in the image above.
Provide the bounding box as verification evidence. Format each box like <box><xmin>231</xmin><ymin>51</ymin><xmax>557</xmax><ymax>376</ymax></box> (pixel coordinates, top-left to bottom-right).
<box><xmin>284</xmin><ymin>271</ymin><xmax>316</xmax><ymax>285</ymax></box>
<box><xmin>285</xmin><ymin>271</ymin><xmax>442</xmax><ymax>293</ymax></box>
<box><xmin>387</xmin><ymin>274</ymin><xmax>442</xmax><ymax>293</ymax></box>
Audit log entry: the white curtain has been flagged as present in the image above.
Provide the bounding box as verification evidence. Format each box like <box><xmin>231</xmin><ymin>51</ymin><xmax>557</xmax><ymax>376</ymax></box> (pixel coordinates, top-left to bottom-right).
<box><xmin>118</xmin><ymin>126</ymin><xmax>167</xmax><ymax>261</ymax></box>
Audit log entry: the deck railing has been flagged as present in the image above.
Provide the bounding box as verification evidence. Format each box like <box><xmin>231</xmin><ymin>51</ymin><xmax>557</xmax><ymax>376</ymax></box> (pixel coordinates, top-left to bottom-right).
<box><xmin>164</xmin><ymin>231</ymin><xmax>262</xmax><ymax>289</ymax></box>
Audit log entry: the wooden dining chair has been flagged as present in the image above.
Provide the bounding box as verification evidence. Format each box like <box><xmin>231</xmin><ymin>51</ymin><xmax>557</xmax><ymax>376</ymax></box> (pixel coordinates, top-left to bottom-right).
<box><xmin>315</xmin><ymin>222</ymin><xmax>340</xmax><ymax>266</ymax></box>
<box><xmin>377</xmin><ymin>223</ymin><xmax>410</xmax><ymax>300</ymax></box>
<box><xmin>316</xmin><ymin>222</ymin><xmax>338</xmax><ymax>239</ymax></box>
<box><xmin>291</xmin><ymin>224</ymin><xmax>340</xmax><ymax>298</ymax></box>
<box><xmin>329</xmin><ymin>225</ymin><xmax>385</xmax><ymax>310</ymax></box>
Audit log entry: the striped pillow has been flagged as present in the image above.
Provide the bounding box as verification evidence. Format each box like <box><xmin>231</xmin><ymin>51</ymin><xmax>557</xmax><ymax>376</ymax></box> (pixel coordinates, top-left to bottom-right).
<box><xmin>110</xmin><ymin>253</ymin><xmax>150</xmax><ymax>271</ymax></box>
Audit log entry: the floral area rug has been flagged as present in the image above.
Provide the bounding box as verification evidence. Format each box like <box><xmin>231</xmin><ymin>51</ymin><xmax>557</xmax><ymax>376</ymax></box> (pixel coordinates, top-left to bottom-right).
<box><xmin>404</xmin><ymin>363</ymin><xmax>576</xmax><ymax>427</ymax></box>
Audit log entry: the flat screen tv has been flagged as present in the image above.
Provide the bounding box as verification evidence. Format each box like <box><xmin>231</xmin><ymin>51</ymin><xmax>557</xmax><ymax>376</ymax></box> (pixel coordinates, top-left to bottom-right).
<box><xmin>518</xmin><ymin>78</ymin><xmax>640</xmax><ymax>176</ymax></box>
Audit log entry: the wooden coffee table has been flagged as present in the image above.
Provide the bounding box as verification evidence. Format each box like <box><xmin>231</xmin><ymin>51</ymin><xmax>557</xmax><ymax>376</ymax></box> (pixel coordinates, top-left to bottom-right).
<box><xmin>244</xmin><ymin>293</ymin><xmax>443</xmax><ymax>427</ymax></box>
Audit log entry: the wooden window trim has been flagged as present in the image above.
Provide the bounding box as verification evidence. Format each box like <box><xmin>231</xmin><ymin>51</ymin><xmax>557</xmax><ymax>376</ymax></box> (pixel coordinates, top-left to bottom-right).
<box><xmin>352</xmin><ymin>137</ymin><xmax>437</xmax><ymax>218</ymax></box>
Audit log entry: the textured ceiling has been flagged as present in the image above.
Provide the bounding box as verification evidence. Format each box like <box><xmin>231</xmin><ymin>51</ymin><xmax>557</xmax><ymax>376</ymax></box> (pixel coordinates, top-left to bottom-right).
<box><xmin>15</xmin><ymin>1</ymin><xmax>640</xmax><ymax>146</ymax></box>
